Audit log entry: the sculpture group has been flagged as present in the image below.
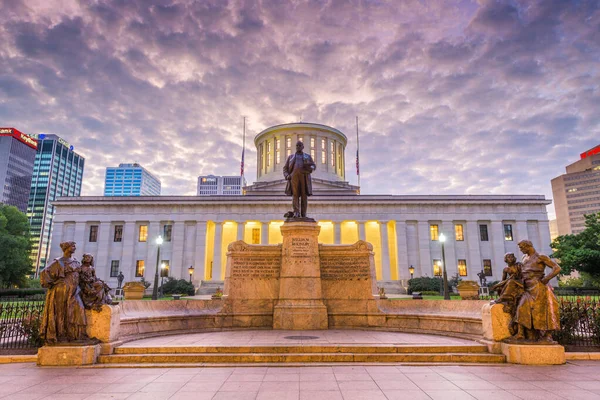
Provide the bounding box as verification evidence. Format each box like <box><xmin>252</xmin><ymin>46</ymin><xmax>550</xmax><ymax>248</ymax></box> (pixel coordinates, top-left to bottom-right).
<box><xmin>492</xmin><ymin>240</ymin><xmax>561</xmax><ymax>343</ymax></box>
<box><xmin>40</xmin><ymin>241</ymin><xmax>112</xmax><ymax>344</ymax></box>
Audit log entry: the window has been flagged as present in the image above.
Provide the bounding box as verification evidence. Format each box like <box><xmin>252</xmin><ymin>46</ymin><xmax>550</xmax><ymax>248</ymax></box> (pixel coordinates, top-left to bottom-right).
<box><xmin>252</xmin><ymin>228</ymin><xmax>260</xmax><ymax>244</ymax></box>
<box><xmin>455</xmin><ymin>224</ymin><xmax>464</xmax><ymax>241</ymax></box>
<box><xmin>286</xmin><ymin>137</ymin><xmax>291</xmax><ymax>148</ymax></box>
<box><xmin>114</xmin><ymin>225</ymin><xmax>123</xmax><ymax>242</ymax></box>
<box><xmin>89</xmin><ymin>225</ymin><xmax>98</xmax><ymax>242</ymax></box>
<box><xmin>483</xmin><ymin>259</ymin><xmax>492</xmax><ymax>276</ymax></box>
<box><xmin>139</xmin><ymin>225</ymin><xmax>148</xmax><ymax>242</ymax></box>
<box><xmin>330</xmin><ymin>141</ymin><xmax>335</xmax><ymax>167</ymax></box>
<box><xmin>479</xmin><ymin>224</ymin><xmax>489</xmax><ymax>241</ymax></box>
<box><xmin>267</xmin><ymin>141</ymin><xmax>271</xmax><ymax>167</ymax></box>
<box><xmin>160</xmin><ymin>260</ymin><xmax>170</xmax><ymax>277</ymax></box>
<box><xmin>310</xmin><ymin>137</ymin><xmax>315</xmax><ymax>149</ymax></box>
<box><xmin>321</xmin><ymin>139</ymin><xmax>326</xmax><ymax>164</ymax></box>
<box><xmin>504</xmin><ymin>224</ymin><xmax>513</xmax><ymax>241</ymax></box>
<box><xmin>430</xmin><ymin>224</ymin><xmax>439</xmax><ymax>241</ymax></box>
<box><xmin>433</xmin><ymin>259</ymin><xmax>442</xmax><ymax>276</ymax></box>
<box><xmin>163</xmin><ymin>224</ymin><xmax>172</xmax><ymax>242</ymax></box>
<box><xmin>135</xmin><ymin>260</ymin><xmax>145</xmax><ymax>277</ymax></box>
<box><xmin>458</xmin><ymin>259</ymin><xmax>467</xmax><ymax>276</ymax></box>
<box><xmin>276</xmin><ymin>138</ymin><xmax>281</xmax><ymax>164</ymax></box>
<box><xmin>311</xmin><ymin>149</ymin><xmax>315</xmax><ymax>159</ymax></box>
<box><xmin>298</xmin><ymin>136</ymin><xmax>303</xmax><ymax>142</ymax></box>
<box><xmin>110</xmin><ymin>260</ymin><xmax>120</xmax><ymax>277</ymax></box>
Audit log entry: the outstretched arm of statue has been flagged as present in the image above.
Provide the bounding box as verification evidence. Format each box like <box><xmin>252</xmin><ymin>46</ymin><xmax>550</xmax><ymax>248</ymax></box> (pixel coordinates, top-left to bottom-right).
<box><xmin>539</xmin><ymin>255</ymin><xmax>561</xmax><ymax>285</ymax></box>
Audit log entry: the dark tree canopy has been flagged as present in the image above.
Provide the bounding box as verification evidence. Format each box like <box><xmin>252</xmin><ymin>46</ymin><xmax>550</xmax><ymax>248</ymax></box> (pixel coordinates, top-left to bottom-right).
<box><xmin>551</xmin><ymin>212</ymin><xmax>600</xmax><ymax>279</ymax></box>
<box><xmin>0</xmin><ymin>205</ymin><xmax>33</xmax><ymax>288</ymax></box>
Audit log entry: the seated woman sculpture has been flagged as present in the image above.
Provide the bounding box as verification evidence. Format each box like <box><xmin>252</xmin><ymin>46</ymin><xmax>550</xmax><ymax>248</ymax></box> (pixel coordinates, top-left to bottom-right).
<box><xmin>491</xmin><ymin>253</ymin><xmax>524</xmax><ymax>335</ymax></box>
<box><xmin>80</xmin><ymin>253</ymin><xmax>113</xmax><ymax>311</ymax></box>
<box><xmin>40</xmin><ymin>241</ymin><xmax>87</xmax><ymax>344</ymax></box>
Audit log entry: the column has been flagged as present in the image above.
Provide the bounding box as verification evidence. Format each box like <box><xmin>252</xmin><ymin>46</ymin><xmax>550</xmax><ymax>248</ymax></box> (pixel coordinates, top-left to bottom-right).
<box><xmin>490</xmin><ymin>221</ymin><xmax>506</xmax><ymax>276</ymax></box>
<box><xmin>515</xmin><ymin>220</ymin><xmax>528</xmax><ymax>244</ymax></box>
<box><xmin>466</xmin><ymin>221</ymin><xmax>482</xmax><ymax>276</ymax></box>
<box><xmin>212</xmin><ymin>222</ymin><xmax>223</xmax><ymax>281</ymax></box>
<box><xmin>441</xmin><ymin>221</ymin><xmax>457</xmax><ymax>277</ymax></box>
<box><xmin>171</xmin><ymin>221</ymin><xmax>185</xmax><ymax>278</ymax></box>
<box><xmin>193</xmin><ymin>221</ymin><xmax>207</xmax><ymax>282</ymax></box>
<box><xmin>48</xmin><ymin>221</ymin><xmax>64</xmax><ymax>268</ymax></box>
<box><xmin>395</xmin><ymin>221</ymin><xmax>409</xmax><ymax>281</ymax></box>
<box><xmin>538</xmin><ymin>220</ymin><xmax>552</xmax><ymax>255</ymax></box>
<box><xmin>380</xmin><ymin>221</ymin><xmax>391</xmax><ymax>280</ymax></box>
<box><xmin>417</xmin><ymin>221</ymin><xmax>431</xmax><ymax>277</ymax></box>
<box><xmin>73</xmin><ymin>222</ymin><xmax>86</xmax><ymax>252</ymax></box>
<box><xmin>145</xmin><ymin>222</ymin><xmax>160</xmax><ymax>285</ymax></box>
<box><xmin>358</xmin><ymin>221</ymin><xmax>366</xmax><ymax>241</ymax></box>
<box><xmin>261</xmin><ymin>222</ymin><xmax>269</xmax><ymax>244</ymax></box>
<box><xmin>237</xmin><ymin>221</ymin><xmax>245</xmax><ymax>241</ymax></box>
<box><xmin>95</xmin><ymin>221</ymin><xmax>113</xmax><ymax>281</ymax></box>
<box><xmin>334</xmin><ymin>222</ymin><xmax>341</xmax><ymax>244</ymax></box>
<box><xmin>121</xmin><ymin>222</ymin><xmax>136</xmax><ymax>283</ymax></box>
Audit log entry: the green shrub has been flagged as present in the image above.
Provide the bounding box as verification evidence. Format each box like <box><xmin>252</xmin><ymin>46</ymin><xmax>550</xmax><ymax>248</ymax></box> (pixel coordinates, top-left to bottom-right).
<box><xmin>0</xmin><ymin>288</ymin><xmax>46</xmax><ymax>299</ymax></box>
<box><xmin>408</xmin><ymin>277</ymin><xmax>442</xmax><ymax>294</ymax></box>
<box><xmin>161</xmin><ymin>278</ymin><xmax>196</xmax><ymax>296</ymax></box>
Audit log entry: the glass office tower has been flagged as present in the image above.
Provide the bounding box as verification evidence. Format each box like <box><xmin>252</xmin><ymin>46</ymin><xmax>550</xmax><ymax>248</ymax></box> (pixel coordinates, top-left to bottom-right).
<box><xmin>0</xmin><ymin>128</ymin><xmax>37</xmax><ymax>212</ymax></box>
<box><xmin>27</xmin><ymin>134</ymin><xmax>85</xmax><ymax>274</ymax></box>
<box><xmin>104</xmin><ymin>163</ymin><xmax>161</xmax><ymax>196</ymax></box>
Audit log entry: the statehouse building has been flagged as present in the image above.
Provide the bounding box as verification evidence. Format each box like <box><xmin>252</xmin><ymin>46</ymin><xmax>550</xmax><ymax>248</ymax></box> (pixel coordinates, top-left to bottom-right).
<box><xmin>49</xmin><ymin>123</ymin><xmax>552</xmax><ymax>292</ymax></box>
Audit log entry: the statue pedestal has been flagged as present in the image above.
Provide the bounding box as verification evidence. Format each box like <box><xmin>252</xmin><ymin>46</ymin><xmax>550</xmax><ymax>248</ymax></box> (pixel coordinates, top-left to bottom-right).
<box><xmin>37</xmin><ymin>344</ymin><xmax>101</xmax><ymax>366</ymax></box>
<box><xmin>273</xmin><ymin>221</ymin><xmax>328</xmax><ymax>330</ymax></box>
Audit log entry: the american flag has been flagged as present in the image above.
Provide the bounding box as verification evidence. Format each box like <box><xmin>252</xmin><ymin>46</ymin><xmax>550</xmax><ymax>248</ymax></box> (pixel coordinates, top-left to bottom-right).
<box><xmin>356</xmin><ymin>149</ymin><xmax>360</xmax><ymax>175</ymax></box>
<box><xmin>240</xmin><ymin>149</ymin><xmax>245</xmax><ymax>176</ymax></box>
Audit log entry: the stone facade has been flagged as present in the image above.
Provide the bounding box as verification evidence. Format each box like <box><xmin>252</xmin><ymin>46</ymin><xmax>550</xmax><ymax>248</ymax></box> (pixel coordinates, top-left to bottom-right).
<box><xmin>50</xmin><ymin>194</ymin><xmax>552</xmax><ymax>292</ymax></box>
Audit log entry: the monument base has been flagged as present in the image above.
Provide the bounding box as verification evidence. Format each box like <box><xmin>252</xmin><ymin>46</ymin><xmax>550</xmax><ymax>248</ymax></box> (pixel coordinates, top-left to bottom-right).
<box><xmin>37</xmin><ymin>344</ymin><xmax>101</xmax><ymax>366</ymax></box>
<box><xmin>273</xmin><ymin>300</ymin><xmax>328</xmax><ymax>330</ymax></box>
<box><xmin>501</xmin><ymin>342</ymin><xmax>565</xmax><ymax>365</ymax></box>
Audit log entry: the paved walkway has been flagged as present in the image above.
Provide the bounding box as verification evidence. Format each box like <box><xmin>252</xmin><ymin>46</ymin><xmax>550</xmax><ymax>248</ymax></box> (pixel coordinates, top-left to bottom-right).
<box><xmin>2</xmin><ymin>361</ymin><xmax>600</xmax><ymax>399</ymax></box>
<box><xmin>121</xmin><ymin>330</ymin><xmax>477</xmax><ymax>347</ymax></box>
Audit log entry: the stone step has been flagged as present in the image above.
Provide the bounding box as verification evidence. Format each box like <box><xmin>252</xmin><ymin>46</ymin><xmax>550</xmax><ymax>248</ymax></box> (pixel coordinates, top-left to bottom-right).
<box><xmin>98</xmin><ymin>352</ymin><xmax>505</xmax><ymax>364</ymax></box>
<box><xmin>115</xmin><ymin>344</ymin><xmax>489</xmax><ymax>355</ymax></box>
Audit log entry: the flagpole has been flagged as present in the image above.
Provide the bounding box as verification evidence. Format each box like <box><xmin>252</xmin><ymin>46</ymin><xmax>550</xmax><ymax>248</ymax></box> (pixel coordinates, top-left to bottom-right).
<box><xmin>356</xmin><ymin>116</ymin><xmax>360</xmax><ymax>191</ymax></box>
<box><xmin>241</xmin><ymin>117</ymin><xmax>246</xmax><ymax>181</ymax></box>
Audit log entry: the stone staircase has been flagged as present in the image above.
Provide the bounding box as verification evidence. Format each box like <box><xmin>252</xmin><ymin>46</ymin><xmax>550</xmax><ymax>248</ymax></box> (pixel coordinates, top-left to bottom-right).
<box><xmin>96</xmin><ymin>343</ymin><xmax>505</xmax><ymax>366</ymax></box>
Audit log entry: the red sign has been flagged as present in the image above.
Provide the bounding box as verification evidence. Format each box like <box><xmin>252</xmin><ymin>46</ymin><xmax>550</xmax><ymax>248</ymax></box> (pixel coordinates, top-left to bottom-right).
<box><xmin>0</xmin><ymin>127</ymin><xmax>38</xmax><ymax>150</ymax></box>
<box><xmin>581</xmin><ymin>145</ymin><xmax>600</xmax><ymax>159</ymax></box>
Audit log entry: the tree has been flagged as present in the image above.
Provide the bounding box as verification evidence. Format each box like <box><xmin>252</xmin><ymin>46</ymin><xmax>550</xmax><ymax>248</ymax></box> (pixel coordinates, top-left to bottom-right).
<box><xmin>0</xmin><ymin>205</ymin><xmax>33</xmax><ymax>288</ymax></box>
<box><xmin>551</xmin><ymin>212</ymin><xmax>600</xmax><ymax>280</ymax></box>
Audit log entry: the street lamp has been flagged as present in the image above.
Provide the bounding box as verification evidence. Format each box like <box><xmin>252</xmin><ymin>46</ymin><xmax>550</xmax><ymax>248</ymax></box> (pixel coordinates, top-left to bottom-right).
<box><xmin>188</xmin><ymin>265</ymin><xmax>194</xmax><ymax>283</ymax></box>
<box><xmin>160</xmin><ymin>263</ymin><xmax>166</xmax><ymax>297</ymax></box>
<box><xmin>151</xmin><ymin>235</ymin><xmax>163</xmax><ymax>300</ymax></box>
<box><xmin>439</xmin><ymin>233</ymin><xmax>450</xmax><ymax>300</ymax></box>
<box><xmin>409</xmin><ymin>265</ymin><xmax>414</xmax><ymax>280</ymax></box>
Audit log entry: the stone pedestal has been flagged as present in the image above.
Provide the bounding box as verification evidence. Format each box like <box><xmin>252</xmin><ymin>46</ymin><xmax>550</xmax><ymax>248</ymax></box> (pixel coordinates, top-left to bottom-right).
<box><xmin>86</xmin><ymin>304</ymin><xmax>122</xmax><ymax>355</ymax></box>
<box><xmin>273</xmin><ymin>221</ymin><xmax>328</xmax><ymax>330</ymax></box>
<box><xmin>482</xmin><ymin>303</ymin><xmax>511</xmax><ymax>342</ymax></box>
<box><xmin>37</xmin><ymin>344</ymin><xmax>101</xmax><ymax>366</ymax></box>
<box><xmin>501</xmin><ymin>342</ymin><xmax>566</xmax><ymax>365</ymax></box>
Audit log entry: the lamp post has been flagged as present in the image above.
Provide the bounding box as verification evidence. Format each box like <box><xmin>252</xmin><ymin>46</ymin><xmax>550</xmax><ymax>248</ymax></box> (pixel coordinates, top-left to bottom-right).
<box><xmin>188</xmin><ymin>265</ymin><xmax>194</xmax><ymax>283</ymax></box>
<box><xmin>160</xmin><ymin>263</ymin><xmax>166</xmax><ymax>297</ymax></box>
<box><xmin>409</xmin><ymin>265</ymin><xmax>414</xmax><ymax>280</ymax></box>
<box><xmin>151</xmin><ymin>235</ymin><xmax>163</xmax><ymax>300</ymax></box>
<box><xmin>439</xmin><ymin>233</ymin><xmax>450</xmax><ymax>300</ymax></box>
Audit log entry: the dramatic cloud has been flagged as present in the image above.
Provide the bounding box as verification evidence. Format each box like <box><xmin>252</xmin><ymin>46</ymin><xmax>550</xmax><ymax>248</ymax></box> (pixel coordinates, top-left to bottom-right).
<box><xmin>1</xmin><ymin>0</ymin><xmax>599</xmax><ymax>218</ymax></box>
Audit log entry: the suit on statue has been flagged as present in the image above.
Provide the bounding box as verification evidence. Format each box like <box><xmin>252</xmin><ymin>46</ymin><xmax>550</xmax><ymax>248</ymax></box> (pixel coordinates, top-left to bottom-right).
<box><xmin>283</xmin><ymin>152</ymin><xmax>316</xmax><ymax>217</ymax></box>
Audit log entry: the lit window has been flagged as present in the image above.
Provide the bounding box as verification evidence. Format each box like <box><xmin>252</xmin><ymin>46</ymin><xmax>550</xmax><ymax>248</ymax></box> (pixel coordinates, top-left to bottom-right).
<box><xmin>252</xmin><ymin>228</ymin><xmax>260</xmax><ymax>244</ymax></box>
<box><xmin>321</xmin><ymin>139</ymin><xmax>326</xmax><ymax>164</ymax></box>
<box><xmin>430</xmin><ymin>224</ymin><xmax>439</xmax><ymax>241</ymax></box>
<box><xmin>310</xmin><ymin>137</ymin><xmax>315</xmax><ymax>148</ymax></box>
<box><xmin>89</xmin><ymin>225</ymin><xmax>98</xmax><ymax>242</ymax></box>
<box><xmin>504</xmin><ymin>224</ymin><xmax>513</xmax><ymax>241</ymax></box>
<box><xmin>458</xmin><ymin>259</ymin><xmax>467</xmax><ymax>276</ymax></box>
<box><xmin>330</xmin><ymin>141</ymin><xmax>335</xmax><ymax>166</ymax></box>
<box><xmin>479</xmin><ymin>225</ymin><xmax>489</xmax><ymax>241</ymax></box>
<box><xmin>135</xmin><ymin>260</ymin><xmax>145</xmax><ymax>277</ymax></box>
<box><xmin>267</xmin><ymin>141</ymin><xmax>271</xmax><ymax>167</ymax></box>
<box><xmin>139</xmin><ymin>225</ymin><xmax>148</xmax><ymax>242</ymax></box>
<box><xmin>455</xmin><ymin>224</ymin><xmax>464</xmax><ymax>241</ymax></box>
<box><xmin>433</xmin><ymin>259</ymin><xmax>442</xmax><ymax>276</ymax></box>
<box><xmin>298</xmin><ymin>136</ymin><xmax>303</xmax><ymax>142</ymax></box>
<box><xmin>286</xmin><ymin>137</ymin><xmax>291</xmax><ymax>148</ymax></box>
<box><xmin>483</xmin><ymin>259</ymin><xmax>492</xmax><ymax>276</ymax></box>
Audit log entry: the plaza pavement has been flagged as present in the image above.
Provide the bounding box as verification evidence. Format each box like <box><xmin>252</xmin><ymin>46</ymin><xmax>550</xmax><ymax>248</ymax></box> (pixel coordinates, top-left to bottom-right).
<box><xmin>2</xmin><ymin>360</ymin><xmax>600</xmax><ymax>400</ymax></box>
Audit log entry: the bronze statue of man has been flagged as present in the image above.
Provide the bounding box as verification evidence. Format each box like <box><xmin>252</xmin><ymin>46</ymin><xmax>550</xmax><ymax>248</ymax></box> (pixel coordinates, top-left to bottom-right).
<box><xmin>283</xmin><ymin>140</ymin><xmax>316</xmax><ymax>218</ymax></box>
<box><xmin>510</xmin><ymin>240</ymin><xmax>561</xmax><ymax>343</ymax></box>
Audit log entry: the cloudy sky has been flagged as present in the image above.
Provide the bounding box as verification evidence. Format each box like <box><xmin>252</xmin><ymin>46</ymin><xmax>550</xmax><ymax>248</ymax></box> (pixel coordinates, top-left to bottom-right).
<box><xmin>1</xmin><ymin>0</ymin><xmax>599</xmax><ymax>218</ymax></box>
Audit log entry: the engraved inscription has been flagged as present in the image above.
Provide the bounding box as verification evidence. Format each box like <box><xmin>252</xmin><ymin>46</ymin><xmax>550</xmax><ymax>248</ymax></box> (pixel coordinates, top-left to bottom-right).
<box><xmin>231</xmin><ymin>257</ymin><xmax>280</xmax><ymax>279</ymax></box>
<box><xmin>320</xmin><ymin>256</ymin><xmax>371</xmax><ymax>280</ymax></box>
<box><xmin>290</xmin><ymin>237</ymin><xmax>311</xmax><ymax>256</ymax></box>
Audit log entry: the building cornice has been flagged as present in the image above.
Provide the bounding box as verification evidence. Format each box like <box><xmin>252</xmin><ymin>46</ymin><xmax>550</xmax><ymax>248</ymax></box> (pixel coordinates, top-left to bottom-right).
<box><xmin>254</xmin><ymin>122</ymin><xmax>348</xmax><ymax>145</ymax></box>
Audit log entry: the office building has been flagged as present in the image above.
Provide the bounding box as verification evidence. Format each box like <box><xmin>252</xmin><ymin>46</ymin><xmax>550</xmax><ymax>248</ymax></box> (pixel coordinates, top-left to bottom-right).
<box><xmin>50</xmin><ymin>123</ymin><xmax>553</xmax><ymax>291</ymax></box>
<box><xmin>27</xmin><ymin>134</ymin><xmax>85</xmax><ymax>274</ymax></box>
<box><xmin>104</xmin><ymin>163</ymin><xmax>161</xmax><ymax>196</ymax></box>
<box><xmin>0</xmin><ymin>128</ymin><xmax>37</xmax><ymax>212</ymax></box>
<box><xmin>197</xmin><ymin>175</ymin><xmax>246</xmax><ymax>195</ymax></box>
<box><xmin>551</xmin><ymin>144</ymin><xmax>600</xmax><ymax>235</ymax></box>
